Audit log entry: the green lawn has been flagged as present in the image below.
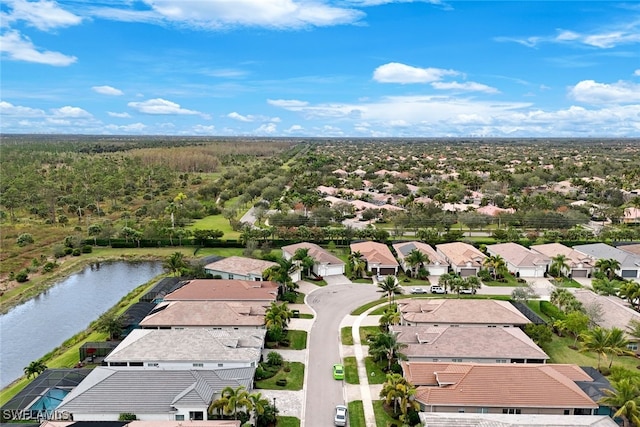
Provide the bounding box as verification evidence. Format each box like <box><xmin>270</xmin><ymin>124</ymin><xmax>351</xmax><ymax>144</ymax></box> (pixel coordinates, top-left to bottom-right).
<box><xmin>364</xmin><ymin>357</ymin><xmax>386</xmax><ymax>384</ymax></box>
<box><xmin>360</xmin><ymin>326</ymin><xmax>380</xmax><ymax>343</ymax></box>
<box><xmin>552</xmin><ymin>277</ymin><xmax>583</xmax><ymax>288</ymax></box>
<box><xmin>348</xmin><ymin>400</ymin><xmax>366</xmax><ymax>427</ymax></box>
<box><xmin>373</xmin><ymin>400</ymin><xmax>397</xmax><ymax>427</ymax></box>
<box><xmin>341</xmin><ymin>327</ymin><xmax>354</xmax><ymax>345</ymax></box>
<box><xmin>351</xmin><ymin>298</ymin><xmax>388</xmax><ymax>315</ymax></box>
<box><xmin>370</xmin><ymin>304</ymin><xmax>397</xmax><ymax>315</ymax></box>
<box><xmin>194</xmin><ymin>247</ymin><xmax>244</xmax><ymax>257</ymax></box>
<box><xmin>276</xmin><ymin>416</ymin><xmax>300</xmax><ymax>427</ymax></box>
<box><xmin>482</xmin><ymin>274</ymin><xmax>521</xmax><ymax>287</ymax></box>
<box><xmin>526</xmin><ymin>300</ymin><xmax>552</xmax><ymax>322</ymax></box>
<box><xmin>542</xmin><ymin>334</ymin><xmax>640</xmax><ymax>372</ymax></box>
<box><xmin>255</xmin><ymin>362</ymin><xmax>305</xmax><ymax>390</ymax></box>
<box><xmin>344</xmin><ymin>356</ymin><xmax>360</xmax><ymax>385</ymax></box>
<box><xmin>189</xmin><ymin>214</ymin><xmax>241</xmax><ymax>239</ymax></box>
<box><xmin>299</xmin><ymin>313</ymin><xmax>314</xmax><ymax>319</ymax></box>
<box><xmin>285</xmin><ymin>330</ymin><xmax>307</xmax><ymax>350</ymax></box>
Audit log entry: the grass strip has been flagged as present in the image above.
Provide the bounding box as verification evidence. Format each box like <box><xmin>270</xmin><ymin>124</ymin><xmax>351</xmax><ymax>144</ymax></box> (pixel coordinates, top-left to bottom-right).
<box><xmin>341</xmin><ymin>327</ymin><xmax>354</xmax><ymax>345</ymax></box>
<box><xmin>348</xmin><ymin>400</ymin><xmax>366</xmax><ymax>427</ymax></box>
<box><xmin>343</xmin><ymin>356</ymin><xmax>360</xmax><ymax>385</ymax></box>
<box><xmin>255</xmin><ymin>362</ymin><xmax>304</xmax><ymax>391</ymax></box>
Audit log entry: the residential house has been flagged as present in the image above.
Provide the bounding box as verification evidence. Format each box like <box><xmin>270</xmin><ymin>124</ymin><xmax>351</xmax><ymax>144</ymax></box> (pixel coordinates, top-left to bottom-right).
<box><xmin>618</xmin><ymin>243</ymin><xmax>640</xmax><ymax>257</ymax></box>
<box><xmin>350</xmin><ymin>241</ymin><xmax>399</xmax><ymax>276</ymax></box>
<box><xmin>530</xmin><ymin>243</ymin><xmax>594</xmax><ymax>278</ymax></box>
<box><xmin>203</xmin><ymin>256</ymin><xmax>278</xmax><ymax>281</ymax></box>
<box><xmin>623</xmin><ymin>207</ymin><xmax>640</xmax><ymax>224</ymax></box>
<box><xmin>418</xmin><ymin>413</ymin><xmax>617</xmax><ymax>426</ymax></box>
<box><xmin>56</xmin><ymin>367</ymin><xmax>254</xmax><ymax>421</ymax></box>
<box><xmin>402</xmin><ymin>362</ymin><xmax>598</xmax><ymax>415</ymax></box>
<box><xmin>435</xmin><ymin>242</ymin><xmax>486</xmax><ymax>276</ymax></box>
<box><xmin>282</xmin><ymin>242</ymin><xmax>345</xmax><ymax>277</ymax></box>
<box><xmin>397</xmin><ymin>299</ymin><xmax>530</xmax><ymax>327</ymax></box>
<box><xmin>163</xmin><ymin>279</ymin><xmax>279</xmax><ymax>303</ymax></box>
<box><xmin>486</xmin><ymin>243</ymin><xmax>550</xmax><ymax>278</ymax></box>
<box><xmin>390</xmin><ymin>325</ymin><xmax>548</xmax><ymax>363</ymax></box>
<box><xmin>103</xmin><ymin>328</ymin><xmax>264</xmax><ymax>369</ymax></box>
<box><xmin>573</xmin><ymin>243</ymin><xmax>640</xmax><ymax>279</ymax></box>
<box><xmin>43</xmin><ymin>422</ymin><xmax>242</xmax><ymax>427</ymax></box>
<box><xmin>139</xmin><ymin>301</ymin><xmax>266</xmax><ymax>330</ymax></box>
<box><xmin>571</xmin><ymin>289</ymin><xmax>640</xmax><ymax>354</ymax></box>
<box><xmin>392</xmin><ymin>241</ymin><xmax>449</xmax><ymax>276</ymax></box>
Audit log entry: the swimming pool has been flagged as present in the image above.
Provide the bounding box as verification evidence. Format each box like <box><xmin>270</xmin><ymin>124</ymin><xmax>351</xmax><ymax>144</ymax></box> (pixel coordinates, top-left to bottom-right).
<box><xmin>28</xmin><ymin>387</ymin><xmax>69</xmax><ymax>412</ymax></box>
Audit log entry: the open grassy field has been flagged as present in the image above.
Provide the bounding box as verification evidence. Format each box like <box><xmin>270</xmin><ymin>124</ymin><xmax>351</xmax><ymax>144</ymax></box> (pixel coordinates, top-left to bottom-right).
<box><xmin>255</xmin><ymin>362</ymin><xmax>305</xmax><ymax>391</ymax></box>
<box><xmin>189</xmin><ymin>214</ymin><xmax>242</xmax><ymax>239</ymax></box>
<box><xmin>542</xmin><ymin>334</ymin><xmax>640</xmax><ymax>372</ymax></box>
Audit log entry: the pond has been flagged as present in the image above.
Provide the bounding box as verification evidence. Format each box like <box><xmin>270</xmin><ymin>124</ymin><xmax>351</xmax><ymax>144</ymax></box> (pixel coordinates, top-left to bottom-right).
<box><xmin>0</xmin><ymin>261</ymin><xmax>163</xmax><ymax>389</ymax></box>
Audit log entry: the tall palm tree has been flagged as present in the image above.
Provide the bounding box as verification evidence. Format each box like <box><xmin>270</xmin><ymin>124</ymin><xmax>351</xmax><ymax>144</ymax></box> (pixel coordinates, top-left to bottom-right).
<box><xmin>377</xmin><ymin>276</ymin><xmax>403</xmax><ymax>306</ymax></box>
<box><xmin>248</xmin><ymin>391</ymin><xmax>269</xmax><ymax>425</ymax></box>
<box><xmin>264</xmin><ymin>301</ymin><xmax>293</xmax><ymax>331</ymax></box>
<box><xmin>438</xmin><ymin>273</ymin><xmax>454</xmax><ymax>293</ymax></box>
<box><xmin>606</xmin><ymin>327</ymin><xmax>634</xmax><ymax>368</ymax></box>
<box><xmin>580</xmin><ymin>327</ymin><xmax>610</xmax><ymax>371</ymax></box>
<box><xmin>595</xmin><ymin>258</ymin><xmax>621</xmax><ymax>280</ymax></box>
<box><xmin>405</xmin><ymin>249</ymin><xmax>428</xmax><ymax>278</ymax></box>
<box><xmin>483</xmin><ymin>255</ymin><xmax>506</xmax><ymax>280</ymax></box>
<box><xmin>23</xmin><ymin>359</ymin><xmax>47</xmax><ymax>379</ymax></box>
<box><xmin>379</xmin><ymin>373</ymin><xmax>419</xmax><ymax>419</ymax></box>
<box><xmin>619</xmin><ymin>281</ymin><xmax>640</xmax><ymax>310</ymax></box>
<box><xmin>163</xmin><ymin>251</ymin><xmax>187</xmax><ymax>276</ymax></box>
<box><xmin>449</xmin><ymin>275</ymin><xmax>466</xmax><ymax>297</ymax></box>
<box><xmin>599</xmin><ymin>378</ymin><xmax>640</xmax><ymax>427</ymax></box>
<box><xmin>549</xmin><ymin>254</ymin><xmax>570</xmax><ymax>278</ymax></box>
<box><xmin>293</xmin><ymin>248</ymin><xmax>315</xmax><ymax>277</ymax></box>
<box><xmin>368</xmin><ymin>331</ymin><xmax>408</xmax><ymax>371</ymax></box>
<box><xmin>464</xmin><ymin>275</ymin><xmax>481</xmax><ymax>294</ymax></box>
<box><xmin>379</xmin><ymin>306</ymin><xmax>401</xmax><ymax>331</ymax></box>
<box><xmin>219</xmin><ymin>385</ymin><xmax>251</xmax><ymax>420</ymax></box>
<box><xmin>263</xmin><ymin>257</ymin><xmax>298</xmax><ymax>294</ymax></box>
<box><xmin>348</xmin><ymin>250</ymin><xmax>366</xmax><ymax>279</ymax></box>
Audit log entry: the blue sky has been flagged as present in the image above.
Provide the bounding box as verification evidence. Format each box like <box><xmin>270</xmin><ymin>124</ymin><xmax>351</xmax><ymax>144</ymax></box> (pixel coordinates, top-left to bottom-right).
<box><xmin>1</xmin><ymin>0</ymin><xmax>639</xmax><ymax>137</ymax></box>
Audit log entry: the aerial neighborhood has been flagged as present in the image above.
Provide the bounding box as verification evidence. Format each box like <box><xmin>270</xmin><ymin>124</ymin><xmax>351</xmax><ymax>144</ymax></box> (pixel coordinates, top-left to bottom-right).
<box><xmin>2</xmin><ymin>138</ymin><xmax>640</xmax><ymax>427</ymax></box>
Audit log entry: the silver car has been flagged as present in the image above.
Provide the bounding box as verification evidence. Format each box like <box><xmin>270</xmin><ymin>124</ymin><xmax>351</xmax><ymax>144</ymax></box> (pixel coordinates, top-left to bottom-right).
<box><xmin>334</xmin><ymin>404</ymin><xmax>348</xmax><ymax>426</ymax></box>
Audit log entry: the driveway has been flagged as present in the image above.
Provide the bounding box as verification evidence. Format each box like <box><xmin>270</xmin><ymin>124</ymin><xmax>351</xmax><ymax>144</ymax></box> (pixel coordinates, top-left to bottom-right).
<box><xmin>323</xmin><ymin>274</ymin><xmax>352</xmax><ymax>286</ymax></box>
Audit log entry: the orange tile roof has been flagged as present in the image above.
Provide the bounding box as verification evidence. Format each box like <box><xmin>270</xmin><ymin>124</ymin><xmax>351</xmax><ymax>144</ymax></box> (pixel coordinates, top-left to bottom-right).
<box><xmin>282</xmin><ymin>242</ymin><xmax>344</xmax><ymax>266</ymax></box>
<box><xmin>204</xmin><ymin>256</ymin><xmax>278</xmax><ymax>277</ymax></box>
<box><xmin>404</xmin><ymin>362</ymin><xmax>597</xmax><ymax>409</ymax></box>
<box><xmin>350</xmin><ymin>241</ymin><xmax>399</xmax><ymax>266</ymax></box>
<box><xmin>435</xmin><ymin>242</ymin><xmax>486</xmax><ymax>267</ymax></box>
<box><xmin>164</xmin><ymin>279</ymin><xmax>279</xmax><ymax>302</ymax></box>
<box><xmin>139</xmin><ymin>301</ymin><xmax>266</xmax><ymax>327</ymax></box>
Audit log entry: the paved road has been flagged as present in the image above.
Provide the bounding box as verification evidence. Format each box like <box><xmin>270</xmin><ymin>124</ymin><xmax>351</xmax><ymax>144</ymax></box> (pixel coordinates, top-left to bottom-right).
<box><xmin>304</xmin><ymin>283</ymin><xmax>380</xmax><ymax>427</ymax></box>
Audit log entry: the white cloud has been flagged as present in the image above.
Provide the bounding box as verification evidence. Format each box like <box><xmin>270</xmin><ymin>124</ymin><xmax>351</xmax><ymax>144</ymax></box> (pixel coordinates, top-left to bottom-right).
<box><xmin>98</xmin><ymin>0</ymin><xmax>364</xmax><ymax>29</ymax></box>
<box><xmin>192</xmin><ymin>124</ymin><xmax>216</xmax><ymax>134</ymax></box>
<box><xmin>267</xmin><ymin>99</ymin><xmax>309</xmax><ymax>108</ymax></box>
<box><xmin>0</xmin><ymin>30</ymin><xmax>77</xmax><ymax>66</ymax></box>
<box><xmin>128</xmin><ymin>98</ymin><xmax>208</xmax><ymax>117</ymax></box>
<box><xmin>569</xmin><ymin>79</ymin><xmax>640</xmax><ymax>104</ymax></box>
<box><xmin>108</xmin><ymin>112</ymin><xmax>131</xmax><ymax>118</ymax></box>
<box><xmin>555</xmin><ymin>30</ymin><xmax>580</xmax><ymax>41</ymax></box>
<box><xmin>51</xmin><ymin>106</ymin><xmax>92</xmax><ymax>118</ymax></box>
<box><xmin>347</xmin><ymin>0</ymin><xmax>443</xmax><ymax>5</ymax></box>
<box><xmin>0</xmin><ymin>100</ymin><xmax>45</xmax><ymax>117</ymax></box>
<box><xmin>228</xmin><ymin>111</ymin><xmax>254</xmax><ymax>122</ymax></box>
<box><xmin>105</xmin><ymin>123</ymin><xmax>147</xmax><ymax>133</ymax></box>
<box><xmin>3</xmin><ymin>0</ymin><xmax>82</xmax><ymax>31</ymax></box>
<box><xmin>583</xmin><ymin>32</ymin><xmax>640</xmax><ymax>48</ymax></box>
<box><xmin>254</xmin><ymin>122</ymin><xmax>277</xmax><ymax>134</ymax></box>
<box><xmin>285</xmin><ymin>124</ymin><xmax>304</xmax><ymax>133</ymax></box>
<box><xmin>373</xmin><ymin>62</ymin><xmax>458</xmax><ymax>83</ymax></box>
<box><xmin>635</xmin><ymin>69</ymin><xmax>640</xmax><ymax>76</ymax></box>
<box><xmin>431</xmin><ymin>81</ymin><xmax>499</xmax><ymax>93</ymax></box>
<box><xmin>92</xmin><ymin>85</ymin><xmax>124</xmax><ymax>96</ymax></box>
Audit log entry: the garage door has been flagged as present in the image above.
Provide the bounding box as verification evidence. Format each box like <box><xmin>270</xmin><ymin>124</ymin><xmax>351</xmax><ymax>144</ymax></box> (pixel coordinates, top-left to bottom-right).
<box><xmin>460</xmin><ymin>268</ymin><xmax>476</xmax><ymax>277</ymax></box>
<box><xmin>622</xmin><ymin>270</ymin><xmax>638</xmax><ymax>278</ymax></box>
<box><xmin>318</xmin><ymin>264</ymin><xmax>344</xmax><ymax>276</ymax></box>
<box><xmin>380</xmin><ymin>267</ymin><xmax>396</xmax><ymax>275</ymax></box>
<box><xmin>572</xmin><ymin>269</ymin><xmax>588</xmax><ymax>278</ymax></box>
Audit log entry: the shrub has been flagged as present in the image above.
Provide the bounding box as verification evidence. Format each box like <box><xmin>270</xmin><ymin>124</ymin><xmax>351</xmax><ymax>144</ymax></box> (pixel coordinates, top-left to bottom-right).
<box><xmin>16</xmin><ymin>233</ymin><xmax>34</xmax><ymax>247</ymax></box>
<box><xmin>280</xmin><ymin>339</ymin><xmax>290</xmax><ymax>347</ymax></box>
<box><xmin>283</xmin><ymin>362</ymin><xmax>291</xmax><ymax>372</ymax></box>
<box><xmin>540</xmin><ymin>301</ymin><xmax>566</xmax><ymax>321</ymax></box>
<box><xmin>118</xmin><ymin>413</ymin><xmax>137</xmax><ymax>421</ymax></box>
<box><xmin>15</xmin><ymin>270</ymin><xmax>29</xmax><ymax>282</ymax></box>
<box><xmin>82</xmin><ymin>245</ymin><xmax>93</xmax><ymax>253</ymax></box>
<box><xmin>64</xmin><ymin>247</ymin><xmax>73</xmax><ymax>255</ymax></box>
<box><xmin>276</xmin><ymin>378</ymin><xmax>287</xmax><ymax>386</ymax></box>
<box><xmin>72</xmin><ymin>248</ymin><xmax>81</xmax><ymax>256</ymax></box>
<box><xmin>42</xmin><ymin>262</ymin><xmax>57</xmax><ymax>273</ymax></box>
<box><xmin>53</xmin><ymin>244</ymin><xmax>67</xmax><ymax>258</ymax></box>
<box><xmin>266</xmin><ymin>351</ymin><xmax>283</xmax><ymax>367</ymax></box>
<box><xmin>280</xmin><ymin>291</ymin><xmax>297</xmax><ymax>303</ymax></box>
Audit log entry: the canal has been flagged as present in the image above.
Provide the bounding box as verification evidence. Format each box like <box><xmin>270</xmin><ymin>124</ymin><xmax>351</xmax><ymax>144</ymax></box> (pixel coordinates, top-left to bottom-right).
<box><xmin>0</xmin><ymin>261</ymin><xmax>163</xmax><ymax>389</ymax></box>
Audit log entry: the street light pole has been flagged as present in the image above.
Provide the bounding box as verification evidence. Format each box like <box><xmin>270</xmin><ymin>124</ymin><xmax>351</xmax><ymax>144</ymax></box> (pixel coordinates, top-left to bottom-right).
<box><xmin>273</xmin><ymin>397</ymin><xmax>277</xmax><ymax>425</ymax></box>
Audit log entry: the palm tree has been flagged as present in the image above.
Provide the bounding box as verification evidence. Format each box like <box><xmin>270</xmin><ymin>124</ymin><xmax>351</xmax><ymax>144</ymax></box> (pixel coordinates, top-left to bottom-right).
<box><xmin>627</xmin><ymin>319</ymin><xmax>640</xmax><ymax>341</ymax></box>
<box><xmin>483</xmin><ymin>255</ymin><xmax>506</xmax><ymax>280</ymax></box>
<box><xmin>379</xmin><ymin>373</ymin><xmax>420</xmax><ymax>419</ymax></box>
<box><xmin>606</xmin><ymin>327</ymin><xmax>634</xmax><ymax>368</ymax></box>
<box><xmin>377</xmin><ymin>275</ymin><xmax>403</xmax><ymax>306</ymax></box>
<box><xmin>368</xmin><ymin>331</ymin><xmax>407</xmax><ymax>371</ymax></box>
<box><xmin>550</xmin><ymin>288</ymin><xmax>576</xmax><ymax>313</ymax></box>
<box><xmin>264</xmin><ymin>301</ymin><xmax>293</xmax><ymax>331</ymax></box>
<box><xmin>580</xmin><ymin>327</ymin><xmax>610</xmax><ymax>371</ymax></box>
<box><xmin>219</xmin><ymin>385</ymin><xmax>251</xmax><ymax>420</ymax></box>
<box><xmin>379</xmin><ymin>306</ymin><xmax>401</xmax><ymax>331</ymax></box>
<box><xmin>449</xmin><ymin>275</ymin><xmax>466</xmax><ymax>297</ymax></box>
<box><xmin>549</xmin><ymin>254</ymin><xmax>571</xmax><ymax>278</ymax></box>
<box><xmin>23</xmin><ymin>359</ymin><xmax>47</xmax><ymax>379</ymax></box>
<box><xmin>405</xmin><ymin>249</ymin><xmax>428</xmax><ymax>278</ymax></box>
<box><xmin>263</xmin><ymin>257</ymin><xmax>298</xmax><ymax>294</ymax></box>
<box><xmin>248</xmin><ymin>391</ymin><xmax>269</xmax><ymax>425</ymax></box>
<box><xmin>464</xmin><ymin>275</ymin><xmax>481</xmax><ymax>294</ymax></box>
<box><xmin>599</xmin><ymin>378</ymin><xmax>640</xmax><ymax>427</ymax></box>
<box><xmin>163</xmin><ymin>251</ymin><xmax>187</xmax><ymax>276</ymax></box>
<box><xmin>348</xmin><ymin>250</ymin><xmax>366</xmax><ymax>279</ymax></box>
<box><xmin>438</xmin><ymin>273</ymin><xmax>453</xmax><ymax>293</ymax></box>
<box><xmin>293</xmin><ymin>248</ymin><xmax>315</xmax><ymax>277</ymax></box>
<box><xmin>619</xmin><ymin>281</ymin><xmax>640</xmax><ymax>310</ymax></box>
<box><xmin>595</xmin><ymin>258</ymin><xmax>621</xmax><ymax>280</ymax></box>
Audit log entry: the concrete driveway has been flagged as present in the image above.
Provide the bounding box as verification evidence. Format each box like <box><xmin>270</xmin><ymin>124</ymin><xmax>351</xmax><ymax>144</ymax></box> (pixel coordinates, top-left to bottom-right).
<box><xmin>324</xmin><ymin>274</ymin><xmax>353</xmax><ymax>286</ymax></box>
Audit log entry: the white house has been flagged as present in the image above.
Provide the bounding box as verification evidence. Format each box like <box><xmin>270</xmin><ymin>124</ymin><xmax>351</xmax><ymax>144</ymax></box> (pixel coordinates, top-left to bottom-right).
<box><xmin>281</xmin><ymin>242</ymin><xmax>345</xmax><ymax>277</ymax></box>
<box><xmin>486</xmin><ymin>242</ymin><xmax>550</xmax><ymax>278</ymax></box>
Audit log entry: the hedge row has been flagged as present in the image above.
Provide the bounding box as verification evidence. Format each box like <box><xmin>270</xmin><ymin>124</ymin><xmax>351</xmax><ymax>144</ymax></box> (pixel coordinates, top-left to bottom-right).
<box><xmin>540</xmin><ymin>301</ymin><xmax>566</xmax><ymax>321</ymax></box>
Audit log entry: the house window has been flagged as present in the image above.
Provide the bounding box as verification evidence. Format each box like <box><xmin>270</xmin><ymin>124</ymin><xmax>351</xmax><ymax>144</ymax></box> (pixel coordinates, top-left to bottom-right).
<box><xmin>502</xmin><ymin>409</ymin><xmax>521</xmax><ymax>414</ymax></box>
<box><xmin>193</xmin><ymin>363</ymin><xmax>204</xmax><ymax>367</ymax></box>
<box><xmin>174</xmin><ymin>327</ymin><xmax>184</xmax><ymax>330</ymax></box>
<box><xmin>109</xmin><ymin>362</ymin><xmax>127</xmax><ymax>367</ymax></box>
<box><xmin>496</xmin><ymin>359</ymin><xmax>507</xmax><ymax>363</ymax></box>
<box><xmin>477</xmin><ymin>408</ymin><xmax>488</xmax><ymax>414</ymax></box>
<box><xmin>488</xmin><ymin>325</ymin><xmax>497</xmax><ymax>328</ymax></box>
<box><xmin>218</xmin><ymin>363</ymin><xmax>224</xmax><ymax>367</ymax></box>
<box><xmin>564</xmin><ymin>409</ymin><xmax>570</xmax><ymax>415</ymax></box>
<box><xmin>458</xmin><ymin>409</ymin><xmax>465</xmax><ymax>413</ymax></box>
<box><xmin>228</xmin><ymin>274</ymin><xmax>234</xmax><ymax>279</ymax></box>
<box><xmin>175</xmin><ymin>415</ymin><xmax>185</xmax><ymax>421</ymax></box>
<box><xmin>627</xmin><ymin>343</ymin><xmax>638</xmax><ymax>351</ymax></box>
<box><xmin>432</xmin><ymin>359</ymin><xmax>439</xmax><ymax>362</ymax></box>
<box><xmin>129</xmin><ymin>362</ymin><xmax>143</xmax><ymax>367</ymax></box>
<box><xmin>452</xmin><ymin>359</ymin><xmax>462</xmax><ymax>362</ymax></box>
<box><xmin>189</xmin><ymin>411</ymin><xmax>204</xmax><ymax>421</ymax></box>
<box><xmin>147</xmin><ymin>363</ymin><xmax>159</xmax><ymax>367</ymax></box>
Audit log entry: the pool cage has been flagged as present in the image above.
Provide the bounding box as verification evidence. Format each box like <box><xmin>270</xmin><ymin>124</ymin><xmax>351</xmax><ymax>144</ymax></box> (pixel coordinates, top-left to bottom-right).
<box><xmin>1</xmin><ymin>369</ymin><xmax>92</xmax><ymax>421</ymax></box>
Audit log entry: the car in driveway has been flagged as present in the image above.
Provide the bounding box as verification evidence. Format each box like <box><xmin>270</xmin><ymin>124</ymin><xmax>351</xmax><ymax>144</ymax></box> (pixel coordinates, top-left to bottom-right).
<box><xmin>430</xmin><ymin>285</ymin><xmax>447</xmax><ymax>294</ymax></box>
<box><xmin>334</xmin><ymin>404</ymin><xmax>348</xmax><ymax>426</ymax></box>
<box><xmin>460</xmin><ymin>287</ymin><xmax>476</xmax><ymax>294</ymax></box>
<box><xmin>333</xmin><ymin>363</ymin><xmax>344</xmax><ymax>380</ymax></box>
<box><xmin>410</xmin><ymin>287</ymin><xmax>428</xmax><ymax>294</ymax></box>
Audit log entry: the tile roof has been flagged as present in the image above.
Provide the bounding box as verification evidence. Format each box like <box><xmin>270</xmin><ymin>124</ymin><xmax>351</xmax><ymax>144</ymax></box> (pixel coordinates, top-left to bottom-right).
<box><xmin>57</xmin><ymin>367</ymin><xmax>254</xmax><ymax>416</ymax></box>
<box><xmin>530</xmin><ymin>243</ymin><xmax>594</xmax><ymax>269</ymax></box>
<box><xmin>573</xmin><ymin>243</ymin><xmax>640</xmax><ymax>268</ymax></box>
<box><xmin>403</xmin><ymin>362</ymin><xmax>597</xmax><ymax>409</ymax></box>
<box><xmin>487</xmin><ymin>243</ymin><xmax>550</xmax><ymax>267</ymax></box>
<box><xmin>390</xmin><ymin>325</ymin><xmax>548</xmax><ymax>360</ymax></box>
<box><xmin>105</xmin><ymin>329</ymin><xmax>264</xmax><ymax>363</ymax></box>
<box><xmin>350</xmin><ymin>241</ymin><xmax>399</xmax><ymax>267</ymax></box>
<box><xmin>571</xmin><ymin>289</ymin><xmax>640</xmax><ymax>339</ymax></box>
<box><xmin>398</xmin><ymin>299</ymin><xmax>530</xmax><ymax>326</ymax></box>
<box><xmin>435</xmin><ymin>242</ymin><xmax>486</xmax><ymax>267</ymax></box>
<box><xmin>165</xmin><ymin>279</ymin><xmax>278</xmax><ymax>302</ymax></box>
<box><xmin>204</xmin><ymin>256</ymin><xmax>278</xmax><ymax>277</ymax></box>
<box><xmin>618</xmin><ymin>243</ymin><xmax>640</xmax><ymax>256</ymax></box>
<box><xmin>139</xmin><ymin>301</ymin><xmax>266</xmax><ymax>327</ymax></box>
<box><xmin>418</xmin><ymin>413</ymin><xmax>618</xmax><ymax>426</ymax></box>
<box><xmin>281</xmin><ymin>242</ymin><xmax>344</xmax><ymax>266</ymax></box>
<box><xmin>392</xmin><ymin>241</ymin><xmax>448</xmax><ymax>268</ymax></box>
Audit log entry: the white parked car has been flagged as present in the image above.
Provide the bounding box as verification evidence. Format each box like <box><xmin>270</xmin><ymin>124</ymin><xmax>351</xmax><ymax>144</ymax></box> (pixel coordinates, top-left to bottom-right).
<box><xmin>430</xmin><ymin>285</ymin><xmax>447</xmax><ymax>294</ymax></box>
<box><xmin>334</xmin><ymin>404</ymin><xmax>348</xmax><ymax>426</ymax></box>
<box><xmin>411</xmin><ymin>287</ymin><xmax>428</xmax><ymax>294</ymax></box>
